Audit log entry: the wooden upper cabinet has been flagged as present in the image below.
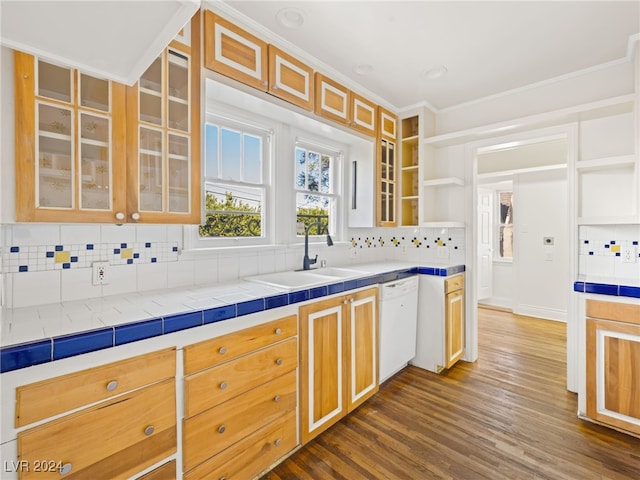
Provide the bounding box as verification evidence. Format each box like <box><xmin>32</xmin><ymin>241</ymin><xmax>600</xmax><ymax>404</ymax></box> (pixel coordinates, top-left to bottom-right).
<box><xmin>315</xmin><ymin>73</ymin><xmax>377</xmax><ymax>136</ymax></box>
<box><xmin>349</xmin><ymin>91</ymin><xmax>377</xmax><ymax>136</ymax></box>
<box><xmin>14</xmin><ymin>51</ymin><xmax>127</xmax><ymax>223</ymax></box>
<box><xmin>15</xmin><ymin>12</ymin><xmax>201</xmax><ymax>224</ymax></box>
<box><xmin>204</xmin><ymin>10</ymin><xmax>268</xmax><ymax>91</ymax></box>
<box><xmin>125</xmin><ymin>11</ymin><xmax>201</xmax><ymax>224</ymax></box>
<box><xmin>268</xmin><ymin>45</ymin><xmax>314</xmax><ymax>111</ymax></box>
<box><xmin>378</xmin><ymin>106</ymin><xmax>398</xmax><ymax>141</ymax></box>
<box><xmin>314</xmin><ymin>73</ymin><xmax>349</xmax><ymax>125</ymax></box>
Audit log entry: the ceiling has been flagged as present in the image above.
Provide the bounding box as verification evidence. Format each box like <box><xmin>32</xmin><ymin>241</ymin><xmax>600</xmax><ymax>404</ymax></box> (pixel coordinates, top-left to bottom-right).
<box><xmin>221</xmin><ymin>0</ymin><xmax>640</xmax><ymax>111</ymax></box>
<box><xmin>0</xmin><ymin>0</ymin><xmax>199</xmax><ymax>85</ymax></box>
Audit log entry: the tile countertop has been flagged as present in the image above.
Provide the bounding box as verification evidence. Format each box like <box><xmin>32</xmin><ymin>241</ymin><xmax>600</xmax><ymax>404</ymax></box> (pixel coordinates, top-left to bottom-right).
<box><xmin>0</xmin><ymin>262</ymin><xmax>465</xmax><ymax>373</ymax></box>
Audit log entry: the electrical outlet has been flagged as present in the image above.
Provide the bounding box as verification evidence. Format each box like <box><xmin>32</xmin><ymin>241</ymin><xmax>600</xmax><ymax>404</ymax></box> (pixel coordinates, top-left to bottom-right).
<box><xmin>622</xmin><ymin>246</ymin><xmax>637</xmax><ymax>264</ymax></box>
<box><xmin>92</xmin><ymin>261</ymin><xmax>109</xmax><ymax>285</ymax></box>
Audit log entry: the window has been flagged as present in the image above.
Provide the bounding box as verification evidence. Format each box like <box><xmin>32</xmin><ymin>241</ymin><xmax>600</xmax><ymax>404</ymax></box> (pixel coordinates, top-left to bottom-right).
<box><xmin>294</xmin><ymin>141</ymin><xmax>340</xmax><ymax>237</ymax></box>
<box><xmin>200</xmin><ymin>118</ymin><xmax>269</xmax><ymax>240</ymax></box>
<box><xmin>498</xmin><ymin>191</ymin><xmax>513</xmax><ymax>259</ymax></box>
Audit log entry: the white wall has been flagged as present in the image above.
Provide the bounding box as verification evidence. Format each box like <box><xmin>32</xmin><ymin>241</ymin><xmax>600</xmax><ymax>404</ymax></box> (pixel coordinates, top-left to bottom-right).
<box><xmin>513</xmin><ymin>169</ymin><xmax>569</xmax><ymax>321</ymax></box>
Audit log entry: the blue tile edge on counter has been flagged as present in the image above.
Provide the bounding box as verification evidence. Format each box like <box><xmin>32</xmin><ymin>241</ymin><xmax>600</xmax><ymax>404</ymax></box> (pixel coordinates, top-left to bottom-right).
<box><xmin>573</xmin><ymin>281</ymin><xmax>640</xmax><ymax>298</ymax></box>
<box><xmin>0</xmin><ymin>265</ymin><xmax>463</xmax><ymax>373</ymax></box>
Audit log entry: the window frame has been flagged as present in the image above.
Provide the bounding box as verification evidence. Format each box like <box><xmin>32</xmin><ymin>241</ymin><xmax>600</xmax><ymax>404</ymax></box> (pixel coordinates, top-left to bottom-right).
<box><xmin>190</xmin><ymin>112</ymin><xmax>273</xmax><ymax>248</ymax></box>
<box><xmin>293</xmin><ymin>137</ymin><xmax>342</xmax><ymax>241</ymax></box>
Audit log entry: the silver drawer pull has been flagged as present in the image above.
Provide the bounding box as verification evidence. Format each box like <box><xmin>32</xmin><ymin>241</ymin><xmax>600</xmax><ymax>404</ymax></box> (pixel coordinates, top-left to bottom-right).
<box><xmin>106</xmin><ymin>380</ymin><xmax>118</xmax><ymax>392</ymax></box>
<box><xmin>275</xmin><ymin>358</ymin><xmax>283</xmax><ymax>366</ymax></box>
<box><xmin>218</xmin><ymin>425</ymin><xmax>226</xmax><ymax>434</ymax></box>
<box><xmin>218</xmin><ymin>346</ymin><xmax>227</xmax><ymax>355</ymax></box>
<box><xmin>274</xmin><ymin>438</ymin><xmax>282</xmax><ymax>447</ymax></box>
<box><xmin>59</xmin><ymin>463</ymin><xmax>72</xmax><ymax>475</ymax></box>
<box><xmin>275</xmin><ymin>327</ymin><xmax>282</xmax><ymax>335</ymax></box>
<box><xmin>219</xmin><ymin>381</ymin><xmax>228</xmax><ymax>390</ymax></box>
<box><xmin>144</xmin><ymin>425</ymin><xmax>155</xmax><ymax>436</ymax></box>
<box><xmin>274</xmin><ymin>395</ymin><xmax>281</xmax><ymax>403</ymax></box>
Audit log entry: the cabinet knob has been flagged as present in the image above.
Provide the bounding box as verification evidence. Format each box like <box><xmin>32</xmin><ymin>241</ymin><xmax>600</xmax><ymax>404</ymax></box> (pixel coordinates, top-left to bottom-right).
<box><xmin>343</xmin><ymin>300</ymin><xmax>348</xmax><ymax>305</ymax></box>
<box><xmin>131</xmin><ymin>212</ymin><xmax>140</xmax><ymax>221</ymax></box>
<box><xmin>275</xmin><ymin>358</ymin><xmax>283</xmax><ymax>366</ymax></box>
<box><xmin>106</xmin><ymin>380</ymin><xmax>118</xmax><ymax>392</ymax></box>
<box><xmin>274</xmin><ymin>327</ymin><xmax>282</xmax><ymax>335</ymax></box>
<box><xmin>274</xmin><ymin>438</ymin><xmax>282</xmax><ymax>447</ymax></box>
<box><xmin>220</xmin><ymin>477</ymin><xmax>227</xmax><ymax>480</ymax></box>
<box><xmin>144</xmin><ymin>425</ymin><xmax>155</xmax><ymax>436</ymax></box>
<box><xmin>59</xmin><ymin>463</ymin><xmax>72</xmax><ymax>475</ymax></box>
<box><xmin>219</xmin><ymin>381</ymin><xmax>228</xmax><ymax>390</ymax></box>
<box><xmin>218</xmin><ymin>425</ymin><xmax>226</xmax><ymax>434</ymax></box>
<box><xmin>218</xmin><ymin>346</ymin><xmax>227</xmax><ymax>355</ymax></box>
<box><xmin>115</xmin><ymin>212</ymin><xmax>125</xmax><ymax>221</ymax></box>
<box><xmin>274</xmin><ymin>395</ymin><xmax>281</xmax><ymax>403</ymax></box>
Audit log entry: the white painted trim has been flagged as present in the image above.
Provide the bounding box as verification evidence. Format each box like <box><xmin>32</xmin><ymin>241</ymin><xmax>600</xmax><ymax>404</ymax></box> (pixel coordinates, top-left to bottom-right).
<box><xmin>353</xmin><ymin>99</ymin><xmax>375</xmax><ymax>130</ymax></box>
<box><xmin>274</xmin><ymin>55</ymin><xmax>310</xmax><ymax>101</ymax></box>
<box><xmin>320</xmin><ymin>82</ymin><xmax>348</xmax><ymax>118</ymax></box>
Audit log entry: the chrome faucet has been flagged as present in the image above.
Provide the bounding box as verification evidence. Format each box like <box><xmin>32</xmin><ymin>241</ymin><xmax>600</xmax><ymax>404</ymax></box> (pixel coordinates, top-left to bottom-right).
<box><xmin>303</xmin><ymin>221</ymin><xmax>333</xmax><ymax>270</ymax></box>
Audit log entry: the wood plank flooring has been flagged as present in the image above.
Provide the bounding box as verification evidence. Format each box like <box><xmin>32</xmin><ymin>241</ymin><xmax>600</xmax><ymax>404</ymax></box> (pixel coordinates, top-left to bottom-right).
<box><xmin>262</xmin><ymin>308</ymin><xmax>640</xmax><ymax>479</ymax></box>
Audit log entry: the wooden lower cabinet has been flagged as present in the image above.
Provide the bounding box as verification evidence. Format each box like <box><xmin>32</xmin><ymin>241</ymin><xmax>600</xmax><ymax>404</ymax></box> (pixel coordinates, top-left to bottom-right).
<box><xmin>445</xmin><ymin>275</ymin><xmax>465</xmax><ymax>369</ymax></box>
<box><xmin>17</xmin><ymin>379</ymin><xmax>176</xmax><ymax>480</ymax></box>
<box><xmin>184</xmin><ymin>411</ymin><xmax>297</xmax><ymax>480</ymax></box>
<box><xmin>182</xmin><ymin>315</ymin><xmax>299</xmax><ymax>478</ymax></box>
<box><xmin>586</xmin><ymin>299</ymin><xmax>640</xmax><ymax>436</ymax></box>
<box><xmin>299</xmin><ymin>288</ymin><xmax>379</xmax><ymax>443</ymax></box>
<box><xmin>139</xmin><ymin>460</ymin><xmax>176</xmax><ymax>480</ymax></box>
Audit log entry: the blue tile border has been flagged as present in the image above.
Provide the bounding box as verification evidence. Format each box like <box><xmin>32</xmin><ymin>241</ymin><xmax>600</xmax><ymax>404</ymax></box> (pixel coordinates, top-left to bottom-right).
<box><xmin>115</xmin><ymin>319</ymin><xmax>163</xmax><ymax>346</ymax></box>
<box><xmin>1</xmin><ymin>339</ymin><xmax>52</xmax><ymax>373</ymax></box>
<box><xmin>0</xmin><ymin>264</ymin><xmax>467</xmax><ymax>373</ymax></box>
<box><xmin>574</xmin><ymin>281</ymin><xmax>640</xmax><ymax>299</ymax></box>
<box><xmin>53</xmin><ymin>328</ymin><xmax>114</xmax><ymax>361</ymax></box>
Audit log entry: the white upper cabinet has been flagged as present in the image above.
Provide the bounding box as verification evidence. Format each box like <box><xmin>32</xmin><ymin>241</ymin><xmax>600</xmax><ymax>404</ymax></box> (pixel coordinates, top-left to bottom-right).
<box><xmin>0</xmin><ymin>0</ymin><xmax>199</xmax><ymax>86</ymax></box>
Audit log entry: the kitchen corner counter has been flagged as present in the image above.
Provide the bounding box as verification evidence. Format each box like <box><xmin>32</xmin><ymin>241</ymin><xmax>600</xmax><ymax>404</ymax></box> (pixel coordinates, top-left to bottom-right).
<box><xmin>0</xmin><ymin>262</ymin><xmax>465</xmax><ymax>373</ymax></box>
<box><xmin>573</xmin><ymin>275</ymin><xmax>640</xmax><ymax>298</ymax></box>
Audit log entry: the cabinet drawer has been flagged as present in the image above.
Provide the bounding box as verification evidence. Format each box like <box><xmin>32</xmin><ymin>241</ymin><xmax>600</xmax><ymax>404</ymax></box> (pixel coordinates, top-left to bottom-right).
<box><xmin>445</xmin><ymin>275</ymin><xmax>464</xmax><ymax>293</ymax></box>
<box><xmin>184</xmin><ymin>315</ymin><xmax>297</xmax><ymax>374</ymax></box>
<box><xmin>183</xmin><ymin>370</ymin><xmax>296</xmax><ymax>471</ymax></box>
<box><xmin>16</xmin><ymin>347</ymin><xmax>175</xmax><ymax>427</ymax></box>
<box><xmin>139</xmin><ymin>460</ymin><xmax>176</xmax><ymax>480</ymax></box>
<box><xmin>184</xmin><ymin>411</ymin><xmax>297</xmax><ymax>480</ymax></box>
<box><xmin>18</xmin><ymin>379</ymin><xmax>176</xmax><ymax>480</ymax></box>
<box><xmin>185</xmin><ymin>337</ymin><xmax>297</xmax><ymax>417</ymax></box>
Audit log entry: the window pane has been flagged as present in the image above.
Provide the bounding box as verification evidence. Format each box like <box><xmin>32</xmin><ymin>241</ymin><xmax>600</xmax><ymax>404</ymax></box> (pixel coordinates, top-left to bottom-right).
<box><xmin>500</xmin><ymin>192</ymin><xmax>513</xmax><ymax>224</ymax></box>
<box><xmin>221</xmin><ymin>128</ymin><xmax>241</xmax><ymax>180</ymax></box>
<box><xmin>205</xmin><ymin>124</ymin><xmax>219</xmax><ymax>178</ymax></box>
<box><xmin>243</xmin><ymin>133</ymin><xmax>261</xmax><ymax>184</ymax></box>
<box><xmin>296</xmin><ymin>192</ymin><xmax>330</xmax><ymax>235</ymax></box>
<box><xmin>307</xmin><ymin>151</ymin><xmax>320</xmax><ymax>192</ymax></box>
<box><xmin>500</xmin><ymin>225</ymin><xmax>513</xmax><ymax>258</ymax></box>
<box><xmin>200</xmin><ymin>184</ymin><xmax>262</xmax><ymax>238</ymax></box>
<box><xmin>320</xmin><ymin>154</ymin><xmax>331</xmax><ymax>193</ymax></box>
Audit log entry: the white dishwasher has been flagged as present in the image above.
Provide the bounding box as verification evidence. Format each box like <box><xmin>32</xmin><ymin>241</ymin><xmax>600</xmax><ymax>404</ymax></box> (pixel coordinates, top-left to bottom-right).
<box><xmin>378</xmin><ymin>276</ymin><xmax>419</xmax><ymax>383</ymax></box>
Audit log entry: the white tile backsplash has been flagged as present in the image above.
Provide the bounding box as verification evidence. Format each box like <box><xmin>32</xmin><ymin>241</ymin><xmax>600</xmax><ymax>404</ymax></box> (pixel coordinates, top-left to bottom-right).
<box><xmin>2</xmin><ymin>223</ymin><xmax>470</xmax><ymax>309</ymax></box>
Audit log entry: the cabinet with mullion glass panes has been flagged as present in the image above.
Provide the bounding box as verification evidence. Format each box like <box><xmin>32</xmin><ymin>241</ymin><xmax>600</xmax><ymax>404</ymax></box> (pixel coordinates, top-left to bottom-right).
<box><xmin>15</xmin><ymin>52</ymin><xmax>125</xmax><ymax>222</ymax></box>
<box><xmin>378</xmin><ymin>138</ymin><xmax>396</xmax><ymax>226</ymax></box>
<box><xmin>131</xmin><ymin>41</ymin><xmax>198</xmax><ymax>221</ymax></box>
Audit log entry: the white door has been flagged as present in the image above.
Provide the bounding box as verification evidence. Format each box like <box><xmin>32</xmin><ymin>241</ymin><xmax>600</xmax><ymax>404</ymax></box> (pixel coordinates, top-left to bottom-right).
<box><xmin>477</xmin><ymin>189</ymin><xmax>493</xmax><ymax>300</ymax></box>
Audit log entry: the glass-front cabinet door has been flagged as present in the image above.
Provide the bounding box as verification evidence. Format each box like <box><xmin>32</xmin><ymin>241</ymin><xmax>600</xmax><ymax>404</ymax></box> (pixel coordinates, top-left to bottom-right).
<box><xmin>377</xmin><ymin>138</ymin><xmax>397</xmax><ymax>226</ymax></box>
<box><xmin>127</xmin><ymin>29</ymin><xmax>201</xmax><ymax>223</ymax></box>
<box><xmin>15</xmin><ymin>53</ymin><xmax>127</xmax><ymax>222</ymax></box>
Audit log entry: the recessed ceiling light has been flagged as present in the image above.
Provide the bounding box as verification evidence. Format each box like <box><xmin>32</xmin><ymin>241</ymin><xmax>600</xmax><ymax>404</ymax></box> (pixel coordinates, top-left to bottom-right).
<box><xmin>422</xmin><ymin>65</ymin><xmax>448</xmax><ymax>80</ymax></box>
<box><xmin>353</xmin><ymin>64</ymin><xmax>374</xmax><ymax>75</ymax></box>
<box><xmin>276</xmin><ymin>7</ymin><xmax>306</xmax><ymax>29</ymax></box>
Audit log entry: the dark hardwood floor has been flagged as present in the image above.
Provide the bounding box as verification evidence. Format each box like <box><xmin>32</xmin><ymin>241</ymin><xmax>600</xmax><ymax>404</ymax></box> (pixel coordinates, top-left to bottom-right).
<box><xmin>262</xmin><ymin>307</ymin><xmax>640</xmax><ymax>479</ymax></box>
